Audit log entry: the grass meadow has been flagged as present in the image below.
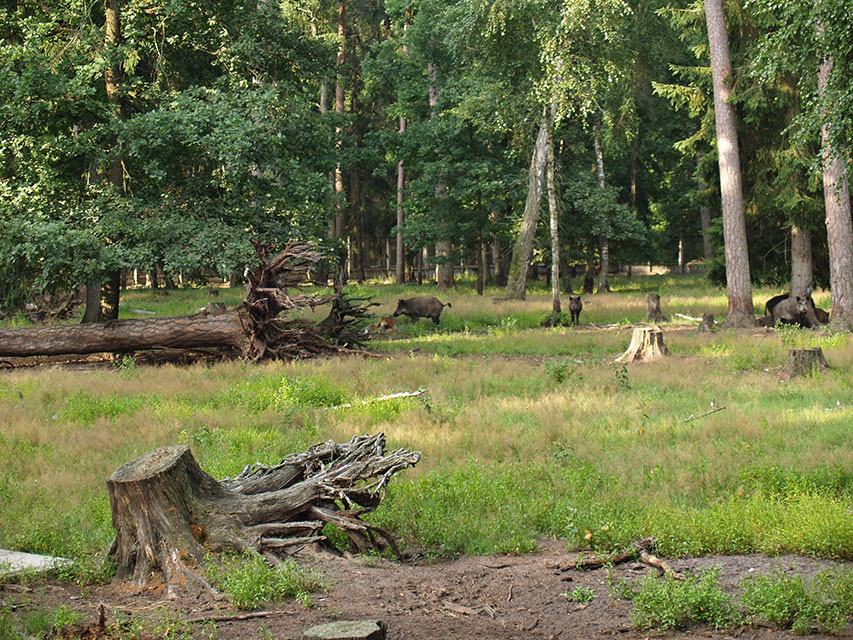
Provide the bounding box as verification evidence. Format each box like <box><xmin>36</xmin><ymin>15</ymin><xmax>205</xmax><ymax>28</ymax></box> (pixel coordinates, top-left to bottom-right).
<box><xmin>1</xmin><ymin>274</ymin><xmax>851</xmax><ymax>573</ymax></box>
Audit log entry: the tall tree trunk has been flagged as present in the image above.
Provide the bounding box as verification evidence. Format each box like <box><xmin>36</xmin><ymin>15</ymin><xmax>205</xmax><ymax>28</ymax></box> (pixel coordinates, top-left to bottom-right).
<box><xmin>505</xmin><ymin>116</ymin><xmax>548</xmax><ymax>299</ymax></box>
<box><xmin>82</xmin><ymin>282</ymin><xmax>101</xmax><ymax>324</ymax></box>
<box><xmin>476</xmin><ymin>226</ymin><xmax>485</xmax><ymax>296</ymax></box>
<box><xmin>428</xmin><ymin>62</ymin><xmax>453</xmax><ymax>291</ymax></box>
<box><xmin>583</xmin><ymin>242</ymin><xmax>595</xmax><ymax>294</ymax></box>
<box><xmin>790</xmin><ymin>225</ymin><xmax>813</xmax><ymax>296</ymax></box>
<box><xmin>819</xmin><ymin>51</ymin><xmax>853</xmax><ymax>332</ymax></box>
<box><xmin>546</xmin><ymin>105</ymin><xmax>561</xmax><ymax>313</ymax></box>
<box><xmin>698</xmin><ymin>172</ymin><xmax>714</xmax><ymax>261</ymax></box>
<box><xmin>704</xmin><ymin>0</ymin><xmax>754</xmax><ymax>327</ymax></box>
<box><xmin>593</xmin><ymin>120</ymin><xmax>611</xmax><ymax>294</ymax></box>
<box><xmin>86</xmin><ymin>0</ymin><xmax>125</xmax><ymax>323</ymax></box>
<box><xmin>678</xmin><ymin>230</ymin><xmax>686</xmax><ymax>273</ymax></box>
<box><xmin>334</xmin><ymin>0</ymin><xmax>347</xmax><ymax>243</ymax></box>
<box><xmin>395</xmin><ymin>114</ymin><xmax>407</xmax><ymax>284</ymax></box>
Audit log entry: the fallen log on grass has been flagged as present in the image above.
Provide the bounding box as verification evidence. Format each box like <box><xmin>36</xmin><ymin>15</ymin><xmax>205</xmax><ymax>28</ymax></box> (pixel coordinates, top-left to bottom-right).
<box><xmin>0</xmin><ymin>242</ymin><xmax>374</xmax><ymax>362</ymax></box>
<box><xmin>107</xmin><ymin>433</ymin><xmax>419</xmax><ymax>597</ymax></box>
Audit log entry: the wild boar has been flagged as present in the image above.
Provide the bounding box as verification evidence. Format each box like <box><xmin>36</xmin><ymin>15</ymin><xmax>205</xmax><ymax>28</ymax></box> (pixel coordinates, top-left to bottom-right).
<box><xmin>814</xmin><ymin>307</ymin><xmax>830</xmax><ymax>324</ymax></box>
<box><xmin>764</xmin><ymin>293</ymin><xmax>789</xmax><ymax>318</ymax></box>
<box><xmin>392</xmin><ymin>296</ymin><xmax>451</xmax><ymax>325</ymax></box>
<box><xmin>568</xmin><ymin>295</ymin><xmax>583</xmax><ymax>326</ymax></box>
<box><xmin>771</xmin><ymin>295</ymin><xmax>813</xmax><ymax>328</ymax></box>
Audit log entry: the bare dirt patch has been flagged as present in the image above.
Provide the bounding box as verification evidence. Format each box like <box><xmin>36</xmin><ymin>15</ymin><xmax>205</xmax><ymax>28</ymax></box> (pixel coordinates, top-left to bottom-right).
<box><xmin>4</xmin><ymin>541</ymin><xmax>851</xmax><ymax>639</ymax></box>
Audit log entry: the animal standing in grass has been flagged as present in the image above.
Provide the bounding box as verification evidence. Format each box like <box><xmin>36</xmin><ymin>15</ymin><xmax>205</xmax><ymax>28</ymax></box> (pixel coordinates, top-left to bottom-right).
<box><xmin>568</xmin><ymin>296</ymin><xmax>583</xmax><ymax>326</ymax></box>
<box><xmin>393</xmin><ymin>296</ymin><xmax>451</xmax><ymax>325</ymax></box>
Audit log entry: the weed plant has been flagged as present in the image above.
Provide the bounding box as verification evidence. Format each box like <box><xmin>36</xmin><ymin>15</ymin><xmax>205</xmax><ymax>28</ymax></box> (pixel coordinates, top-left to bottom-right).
<box><xmin>206</xmin><ymin>553</ymin><xmax>325</xmax><ymax>610</ymax></box>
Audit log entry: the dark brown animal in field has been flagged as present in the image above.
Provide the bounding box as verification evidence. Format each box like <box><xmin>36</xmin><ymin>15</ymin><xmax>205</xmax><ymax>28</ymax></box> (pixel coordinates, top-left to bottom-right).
<box><xmin>568</xmin><ymin>295</ymin><xmax>583</xmax><ymax>326</ymax></box>
<box><xmin>814</xmin><ymin>307</ymin><xmax>830</xmax><ymax>324</ymax></box>
<box><xmin>393</xmin><ymin>296</ymin><xmax>451</xmax><ymax>325</ymax></box>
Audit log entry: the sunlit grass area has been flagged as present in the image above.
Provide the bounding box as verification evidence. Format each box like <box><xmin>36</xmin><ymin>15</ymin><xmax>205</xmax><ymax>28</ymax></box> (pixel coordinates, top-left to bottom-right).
<box><xmin>0</xmin><ymin>274</ymin><xmax>851</xmax><ymax>567</ymax></box>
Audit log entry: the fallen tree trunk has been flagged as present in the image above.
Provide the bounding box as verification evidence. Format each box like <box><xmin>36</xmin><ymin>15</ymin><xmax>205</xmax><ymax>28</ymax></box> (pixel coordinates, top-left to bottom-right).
<box><xmin>0</xmin><ymin>241</ymin><xmax>375</xmax><ymax>362</ymax></box>
<box><xmin>107</xmin><ymin>433</ymin><xmax>419</xmax><ymax>596</ymax></box>
<box><xmin>0</xmin><ymin>311</ymin><xmax>248</xmax><ymax>357</ymax></box>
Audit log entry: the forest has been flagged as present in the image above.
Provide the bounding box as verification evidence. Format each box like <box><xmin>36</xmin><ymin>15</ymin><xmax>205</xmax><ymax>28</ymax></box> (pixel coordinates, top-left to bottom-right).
<box><xmin>0</xmin><ymin>0</ymin><xmax>851</xmax><ymax>329</ymax></box>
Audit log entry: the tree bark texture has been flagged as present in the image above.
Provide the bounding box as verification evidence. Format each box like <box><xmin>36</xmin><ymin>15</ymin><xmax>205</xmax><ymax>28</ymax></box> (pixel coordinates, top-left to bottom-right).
<box><xmin>593</xmin><ymin>120</ymin><xmax>611</xmax><ymax>294</ymax></box>
<box><xmin>779</xmin><ymin>347</ymin><xmax>829</xmax><ymax>381</ymax></box>
<box><xmin>505</xmin><ymin>117</ymin><xmax>548</xmax><ymax>300</ymax></box>
<box><xmin>107</xmin><ymin>434</ymin><xmax>419</xmax><ymax>595</ymax></box>
<box><xmin>643</xmin><ymin>293</ymin><xmax>668</xmax><ymax>323</ymax></box>
<box><xmin>704</xmin><ymin>0</ymin><xmax>753</xmax><ymax>327</ymax></box>
<box><xmin>334</xmin><ymin>0</ymin><xmax>348</xmax><ymax>242</ymax></box>
<box><xmin>0</xmin><ymin>311</ymin><xmax>247</xmax><ymax>358</ymax></box>
<box><xmin>790</xmin><ymin>225</ymin><xmax>813</xmax><ymax>297</ymax></box>
<box><xmin>699</xmin><ymin>175</ymin><xmax>714</xmax><ymax>261</ymax></box>
<box><xmin>546</xmin><ymin>105</ymin><xmax>561</xmax><ymax>314</ymax></box>
<box><xmin>819</xmin><ymin>53</ymin><xmax>853</xmax><ymax>332</ymax></box>
<box><xmin>395</xmin><ymin>115</ymin><xmax>407</xmax><ymax>285</ymax></box>
<box><xmin>615</xmin><ymin>327</ymin><xmax>669</xmax><ymax>363</ymax></box>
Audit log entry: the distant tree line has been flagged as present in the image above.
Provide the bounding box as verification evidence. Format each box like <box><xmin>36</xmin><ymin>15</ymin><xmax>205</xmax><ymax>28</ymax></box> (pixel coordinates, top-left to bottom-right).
<box><xmin>0</xmin><ymin>0</ymin><xmax>850</xmax><ymax>328</ymax></box>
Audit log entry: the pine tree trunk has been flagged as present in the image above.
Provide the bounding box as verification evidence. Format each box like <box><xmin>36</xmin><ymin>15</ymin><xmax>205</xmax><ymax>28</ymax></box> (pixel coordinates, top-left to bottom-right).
<box><xmin>506</xmin><ymin>116</ymin><xmax>548</xmax><ymax>300</ymax></box>
<box><xmin>698</xmin><ymin>173</ymin><xmax>714</xmax><ymax>260</ymax></box>
<box><xmin>0</xmin><ymin>311</ymin><xmax>248</xmax><ymax>357</ymax></box>
<box><xmin>819</xmin><ymin>51</ymin><xmax>853</xmax><ymax>332</ymax></box>
<box><xmin>704</xmin><ymin>0</ymin><xmax>754</xmax><ymax>327</ymax></box>
<box><xmin>395</xmin><ymin>115</ymin><xmax>407</xmax><ymax>285</ymax></box>
<box><xmin>790</xmin><ymin>225</ymin><xmax>813</xmax><ymax>296</ymax></box>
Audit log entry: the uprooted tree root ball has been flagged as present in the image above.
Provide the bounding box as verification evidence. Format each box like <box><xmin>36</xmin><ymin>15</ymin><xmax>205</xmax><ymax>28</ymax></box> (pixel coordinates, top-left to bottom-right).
<box><xmin>106</xmin><ymin>433</ymin><xmax>419</xmax><ymax>597</ymax></box>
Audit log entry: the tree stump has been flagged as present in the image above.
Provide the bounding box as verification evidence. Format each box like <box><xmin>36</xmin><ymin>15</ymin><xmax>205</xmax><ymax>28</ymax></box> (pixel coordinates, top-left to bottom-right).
<box><xmin>107</xmin><ymin>434</ymin><xmax>419</xmax><ymax>596</ymax></box>
<box><xmin>698</xmin><ymin>313</ymin><xmax>715</xmax><ymax>333</ymax></box>
<box><xmin>779</xmin><ymin>347</ymin><xmax>829</xmax><ymax>380</ymax></box>
<box><xmin>643</xmin><ymin>294</ymin><xmax>668</xmax><ymax>323</ymax></box>
<box><xmin>615</xmin><ymin>326</ymin><xmax>669</xmax><ymax>363</ymax></box>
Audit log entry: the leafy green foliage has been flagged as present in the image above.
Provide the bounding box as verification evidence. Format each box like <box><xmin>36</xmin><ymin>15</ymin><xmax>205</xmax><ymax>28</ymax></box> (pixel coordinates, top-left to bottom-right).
<box><xmin>740</xmin><ymin>568</ymin><xmax>853</xmax><ymax>635</ymax></box>
<box><xmin>206</xmin><ymin>553</ymin><xmax>325</xmax><ymax>610</ymax></box>
<box><xmin>630</xmin><ymin>568</ymin><xmax>739</xmax><ymax>631</ymax></box>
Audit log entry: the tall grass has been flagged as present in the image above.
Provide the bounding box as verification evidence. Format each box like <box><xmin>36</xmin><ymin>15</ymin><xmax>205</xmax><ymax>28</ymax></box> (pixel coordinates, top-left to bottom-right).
<box><xmin>0</xmin><ymin>276</ymin><xmax>851</xmax><ymax>565</ymax></box>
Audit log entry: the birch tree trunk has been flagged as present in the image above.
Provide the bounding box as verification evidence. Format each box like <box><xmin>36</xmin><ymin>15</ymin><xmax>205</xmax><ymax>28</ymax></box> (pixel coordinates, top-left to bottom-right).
<box><xmin>819</xmin><ymin>52</ymin><xmax>853</xmax><ymax>332</ymax></box>
<box><xmin>334</xmin><ymin>0</ymin><xmax>347</xmax><ymax>243</ymax></box>
<box><xmin>790</xmin><ymin>225</ymin><xmax>813</xmax><ymax>296</ymax></box>
<box><xmin>505</xmin><ymin>116</ymin><xmax>548</xmax><ymax>299</ymax></box>
<box><xmin>704</xmin><ymin>0</ymin><xmax>754</xmax><ymax>327</ymax></box>
<box><xmin>546</xmin><ymin>105</ymin><xmax>561</xmax><ymax>313</ymax></box>
<box><xmin>593</xmin><ymin>121</ymin><xmax>611</xmax><ymax>293</ymax></box>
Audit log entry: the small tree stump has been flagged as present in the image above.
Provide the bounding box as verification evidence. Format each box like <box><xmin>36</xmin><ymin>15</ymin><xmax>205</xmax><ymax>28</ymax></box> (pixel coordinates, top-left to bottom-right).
<box><xmin>698</xmin><ymin>313</ymin><xmax>715</xmax><ymax>333</ymax></box>
<box><xmin>615</xmin><ymin>326</ymin><xmax>669</xmax><ymax>363</ymax></box>
<box><xmin>643</xmin><ymin>294</ymin><xmax>668</xmax><ymax>323</ymax></box>
<box><xmin>779</xmin><ymin>347</ymin><xmax>829</xmax><ymax>380</ymax></box>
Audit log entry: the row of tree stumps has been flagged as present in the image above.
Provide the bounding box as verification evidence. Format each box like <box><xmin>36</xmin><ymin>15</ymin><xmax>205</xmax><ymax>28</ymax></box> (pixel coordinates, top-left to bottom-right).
<box><xmin>616</xmin><ymin>293</ymin><xmax>830</xmax><ymax>378</ymax></box>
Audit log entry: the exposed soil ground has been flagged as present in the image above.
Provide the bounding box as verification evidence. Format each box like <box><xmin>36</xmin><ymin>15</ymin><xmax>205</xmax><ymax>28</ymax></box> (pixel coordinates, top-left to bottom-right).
<box><xmin>4</xmin><ymin>541</ymin><xmax>851</xmax><ymax>640</ymax></box>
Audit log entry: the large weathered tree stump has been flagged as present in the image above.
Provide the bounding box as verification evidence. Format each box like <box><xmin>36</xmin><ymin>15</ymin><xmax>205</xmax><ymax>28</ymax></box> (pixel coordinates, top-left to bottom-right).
<box><xmin>643</xmin><ymin>294</ymin><xmax>668</xmax><ymax>323</ymax></box>
<box><xmin>615</xmin><ymin>326</ymin><xmax>669</xmax><ymax>363</ymax></box>
<box><xmin>779</xmin><ymin>347</ymin><xmax>829</xmax><ymax>380</ymax></box>
<box><xmin>107</xmin><ymin>434</ymin><xmax>419</xmax><ymax>596</ymax></box>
